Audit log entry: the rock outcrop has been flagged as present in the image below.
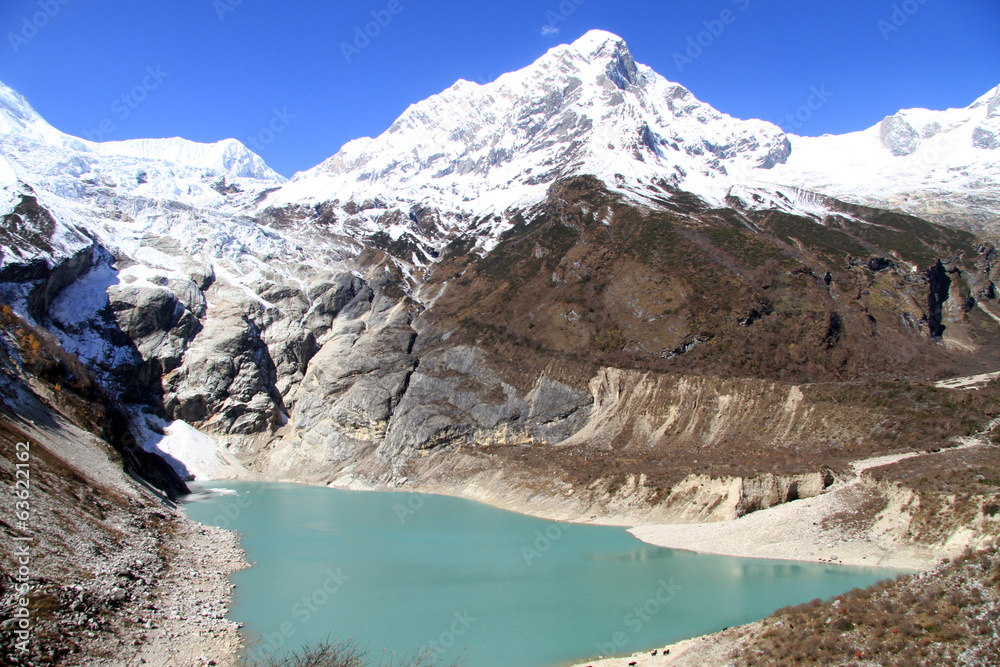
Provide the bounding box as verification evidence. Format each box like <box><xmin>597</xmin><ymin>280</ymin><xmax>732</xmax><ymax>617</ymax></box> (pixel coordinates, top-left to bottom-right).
<box><xmin>879</xmin><ymin>114</ymin><xmax>920</xmax><ymax>156</ymax></box>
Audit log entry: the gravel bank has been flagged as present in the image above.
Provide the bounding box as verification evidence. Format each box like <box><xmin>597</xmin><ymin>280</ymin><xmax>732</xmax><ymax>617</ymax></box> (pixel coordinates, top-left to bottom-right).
<box><xmin>120</xmin><ymin>516</ymin><xmax>248</xmax><ymax>667</ymax></box>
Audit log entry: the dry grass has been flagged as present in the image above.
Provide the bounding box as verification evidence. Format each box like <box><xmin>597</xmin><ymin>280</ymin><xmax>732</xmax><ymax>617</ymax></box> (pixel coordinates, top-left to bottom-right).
<box><xmin>426</xmin><ymin>177</ymin><xmax>999</xmax><ymax>387</ymax></box>
<box><xmin>865</xmin><ymin>445</ymin><xmax>1000</xmax><ymax>543</ymax></box>
<box><xmin>732</xmin><ymin>545</ymin><xmax>1000</xmax><ymax>666</ymax></box>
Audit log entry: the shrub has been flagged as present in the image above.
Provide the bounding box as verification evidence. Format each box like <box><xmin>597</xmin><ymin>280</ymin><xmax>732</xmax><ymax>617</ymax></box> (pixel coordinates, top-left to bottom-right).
<box><xmin>245</xmin><ymin>639</ymin><xmax>460</xmax><ymax>667</ymax></box>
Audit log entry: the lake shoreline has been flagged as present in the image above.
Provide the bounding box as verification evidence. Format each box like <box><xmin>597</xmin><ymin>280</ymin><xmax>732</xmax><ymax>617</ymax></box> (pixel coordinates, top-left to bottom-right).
<box><xmin>182</xmin><ymin>442</ymin><xmax>987</xmax><ymax>667</ymax></box>
<box><xmin>124</xmin><ymin>514</ymin><xmax>249</xmax><ymax>667</ymax></box>
<box><xmin>313</xmin><ymin>474</ymin><xmax>942</xmax><ymax>572</ymax></box>
<box><xmin>321</xmin><ymin>448</ymin><xmax>984</xmax><ymax>572</ymax></box>
<box><xmin>182</xmin><ymin>477</ymin><xmax>917</xmax><ymax>667</ymax></box>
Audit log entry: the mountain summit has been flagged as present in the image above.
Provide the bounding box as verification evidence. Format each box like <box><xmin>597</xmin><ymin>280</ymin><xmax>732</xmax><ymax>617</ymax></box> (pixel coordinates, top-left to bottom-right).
<box><xmin>265</xmin><ymin>30</ymin><xmax>792</xmax><ymax>247</ymax></box>
<box><xmin>0</xmin><ymin>79</ymin><xmax>283</xmax><ymax>197</ymax></box>
<box><xmin>764</xmin><ymin>83</ymin><xmax>1000</xmax><ymax>233</ymax></box>
<box><xmin>263</xmin><ymin>30</ymin><xmax>999</xmax><ymax>244</ymax></box>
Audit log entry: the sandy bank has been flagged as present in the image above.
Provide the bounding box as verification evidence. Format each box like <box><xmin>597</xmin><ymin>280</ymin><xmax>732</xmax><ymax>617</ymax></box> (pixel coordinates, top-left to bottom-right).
<box><xmin>629</xmin><ymin>449</ymin><xmax>989</xmax><ymax>572</ymax></box>
<box><xmin>563</xmin><ymin>628</ymin><xmax>760</xmax><ymax>667</ymax></box>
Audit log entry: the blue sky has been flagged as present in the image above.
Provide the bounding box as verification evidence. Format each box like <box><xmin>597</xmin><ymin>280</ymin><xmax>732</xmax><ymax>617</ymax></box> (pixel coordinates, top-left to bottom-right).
<box><xmin>0</xmin><ymin>0</ymin><xmax>997</xmax><ymax>177</ymax></box>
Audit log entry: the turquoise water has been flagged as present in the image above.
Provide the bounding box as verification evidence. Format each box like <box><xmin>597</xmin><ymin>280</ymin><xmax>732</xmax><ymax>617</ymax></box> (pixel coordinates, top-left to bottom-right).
<box><xmin>184</xmin><ymin>482</ymin><xmax>900</xmax><ymax>667</ymax></box>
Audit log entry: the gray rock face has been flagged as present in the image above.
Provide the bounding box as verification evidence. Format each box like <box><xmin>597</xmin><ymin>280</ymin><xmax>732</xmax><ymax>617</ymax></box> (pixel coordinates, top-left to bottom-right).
<box><xmin>879</xmin><ymin>114</ymin><xmax>920</xmax><ymax>156</ymax></box>
<box><xmin>162</xmin><ymin>294</ymin><xmax>282</xmax><ymax>435</ymax></box>
<box><xmin>760</xmin><ymin>136</ymin><xmax>792</xmax><ymax>169</ymax></box>
<box><xmin>281</xmin><ymin>299</ymin><xmax>418</xmax><ymax>465</ymax></box>
<box><xmin>973</xmin><ymin>126</ymin><xmax>998</xmax><ymax>150</ymax></box>
<box><xmin>263</xmin><ymin>319</ymin><xmax>317</xmax><ymax>402</ymax></box>
<box><xmin>267</xmin><ymin>301</ymin><xmax>592</xmax><ymax>479</ymax></box>
<box><xmin>108</xmin><ymin>284</ymin><xmax>201</xmax><ymax>377</ymax></box>
<box><xmin>303</xmin><ymin>273</ymin><xmax>373</xmax><ymax>338</ymax></box>
<box><xmin>378</xmin><ymin>344</ymin><xmax>591</xmax><ymax>461</ymax></box>
<box><xmin>603</xmin><ymin>39</ymin><xmax>641</xmax><ymax>90</ymax></box>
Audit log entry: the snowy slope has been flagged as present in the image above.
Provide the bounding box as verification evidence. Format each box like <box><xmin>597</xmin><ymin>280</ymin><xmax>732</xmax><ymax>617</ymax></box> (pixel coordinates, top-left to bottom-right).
<box><xmin>263</xmin><ymin>30</ymin><xmax>792</xmax><ymax>249</ymax></box>
<box><xmin>138</xmin><ymin>416</ymin><xmax>249</xmax><ymax>481</ymax></box>
<box><xmin>0</xmin><ymin>153</ymin><xmax>17</xmax><ymax>213</ymax></box>
<box><xmin>93</xmin><ymin>136</ymin><xmax>279</xmax><ymax>181</ymax></box>
<box><xmin>763</xmin><ymin>86</ymin><xmax>1000</xmax><ymax>232</ymax></box>
<box><xmin>0</xmin><ymin>77</ymin><xmax>310</xmax><ymax>279</ymax></box>
<box><xmin>0</xmin><ymin>79</ymin><xmax>283</xmax><ymax>215</ymax></box>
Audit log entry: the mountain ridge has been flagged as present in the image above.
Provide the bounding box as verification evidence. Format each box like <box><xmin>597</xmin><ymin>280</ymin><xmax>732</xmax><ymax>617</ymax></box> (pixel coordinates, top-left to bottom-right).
<box><xmin>2</xmin><ymin>29</ymin><xmax>1000</xmax><ymax>667</ymax></box>
<box><xmin>258</xmin><ymin>30</ymin><xmax>1000</xmax><ymax>244</ymax></box>
<box><xmin>1</xmin><ymin>30</ymin><xmax>997</xmax><ymax>252</ymax></box>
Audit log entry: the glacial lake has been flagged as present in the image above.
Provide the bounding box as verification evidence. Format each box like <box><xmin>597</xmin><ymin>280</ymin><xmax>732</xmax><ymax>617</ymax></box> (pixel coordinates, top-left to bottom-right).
<box><xmin>184</xmin><ymin>482</ymin><xmax>900</xmax><ymax>667</ymax></box>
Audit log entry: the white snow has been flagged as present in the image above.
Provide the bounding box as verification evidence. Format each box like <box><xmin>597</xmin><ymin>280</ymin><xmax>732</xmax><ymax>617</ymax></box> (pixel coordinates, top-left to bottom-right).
<box><xmin>0</xmin><ymin>153</ymin><xmax>17</xmax><ymax>214</ymax></box>
<box><xmin>139</xmin><ymin>417</ymin><xmax>248</xmax><ymax>481</ymax></box>
<box><xmin>94</xmin><ymin>136</ymin><xmax>282</xmax><ymax>181</ymax></box>
<box><xmin>262</xmin><ymin>30</ymin><xmax>789</xmax><ymax>247</ymax></box>
<box><xmin>0</xmin><ymin>78</ymin><xmax>284</xmax><ymax>225</ymax></box>
<box><xmin>49</xmin><ymin>260</ymin><xmax>119</xmax><ymax>328</ymax></box>
<box><xmin>760</xmin><ymin>84</ymin><xmax>1000</xmax><ymax>220</ymax></box>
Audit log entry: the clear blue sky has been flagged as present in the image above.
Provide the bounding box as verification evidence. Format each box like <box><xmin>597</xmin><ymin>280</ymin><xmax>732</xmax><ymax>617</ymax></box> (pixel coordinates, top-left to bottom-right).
<box><xmin>1</xmin><ymin>0</ymin><xmax>997</xmax><ymax>177</ymax></box>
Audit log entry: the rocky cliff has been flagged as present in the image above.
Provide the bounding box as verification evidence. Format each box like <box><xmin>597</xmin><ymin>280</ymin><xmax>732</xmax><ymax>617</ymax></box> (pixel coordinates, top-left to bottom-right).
<box><xmin>0</xmin><ymin>33</ymin><xmax>999</xmax><ymax>606</ymax></box>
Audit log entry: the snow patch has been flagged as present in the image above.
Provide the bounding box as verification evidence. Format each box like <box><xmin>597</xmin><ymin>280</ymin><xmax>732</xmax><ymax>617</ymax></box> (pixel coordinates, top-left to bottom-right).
<box><xmin>139</xmin><ymin>417</ymin><xmax>248</xmax><ymax>481</ymax></box>
<box><xmin>49</xmin><ymin>261</ymin><xmax>119</xmax><ymax>328</ymax></box>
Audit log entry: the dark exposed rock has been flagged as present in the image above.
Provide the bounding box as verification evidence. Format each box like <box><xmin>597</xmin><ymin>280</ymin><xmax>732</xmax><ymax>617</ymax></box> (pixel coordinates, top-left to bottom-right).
<box><xmin>823</xmin><ymin>313</ymin><xmax>844</xmax><ymax>348</ymax></box>
<box><xmin>879</xmin><ymin>114</ymin><xmax>920</xmax><ymax>156</ymax></box>
<box><xmin>603</xmin><ymin>40</ymin><xmax>640</xmax><ymax>90</ymax></box>
<box><xmin>972</xmin><ymin>126</ymin><xmax>998</xmax><ymax>150</ymax></box>
<box><xmin>867</xmin><ymin>257</ymin><xmax>895</xmax><ymax>272</ymax></box>
<box><xmin>27</xmin><ymin>244</ymin><xmax>97</xmax><ymax>322</ymax></box>
<box><xmin>759</xmin><ymin>136</ymin><xmax>792</xmax><ymax>169</ymax></box>
<box><xmin>926</xmin><ymin>260</ymin><xmax>952</xmax><ymax>339</ymax></box>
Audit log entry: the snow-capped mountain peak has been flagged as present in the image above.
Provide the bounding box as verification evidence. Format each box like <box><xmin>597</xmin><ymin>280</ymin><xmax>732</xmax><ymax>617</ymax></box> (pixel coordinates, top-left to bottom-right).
<box><xmin>92</xmin><ymin>136</ymin><xmax>281</xmax><ymax>181</ymax></box>
<box><xmin>546</xmin><ymin>28</ymin><xmax>642</xmax><ymax>88</ymax></box>
<box><xmin>0</xmin><ymin>77</ymin><xmax>290</xmax><ymax>278</ymax></box>
<box><xmin>0</xmin><ymin>79</ymin><xmax>284</xmax><ymax>187</ymax></box>
<box><xmin>266</xmin><ymin>30</ymin><xmax>792</xmax><ymax>250</ymax></box>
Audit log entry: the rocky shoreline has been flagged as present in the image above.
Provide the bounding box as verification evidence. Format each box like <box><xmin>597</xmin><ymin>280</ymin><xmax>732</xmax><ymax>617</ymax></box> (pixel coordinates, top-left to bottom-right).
<box><xmin>154</xmin><ymin>439</ymin><xmax>997</xmax><ymax>667</ymax></box>
<box><xmin>122</xmin><ymin>516</ymin><xmax>248</xmax><ymax>667</ymax></box>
